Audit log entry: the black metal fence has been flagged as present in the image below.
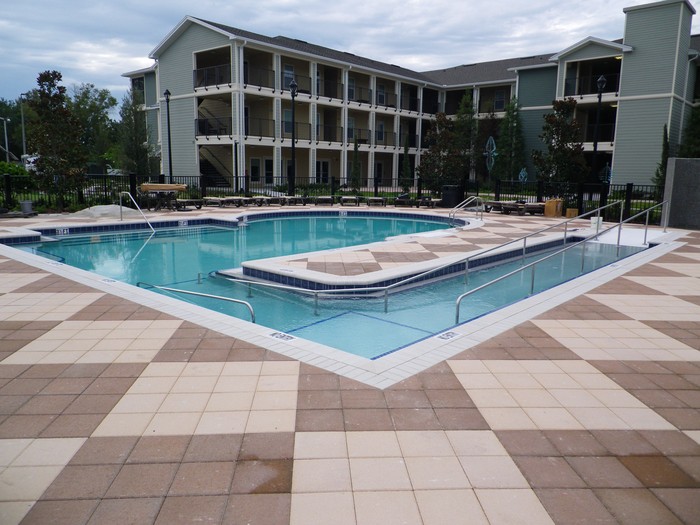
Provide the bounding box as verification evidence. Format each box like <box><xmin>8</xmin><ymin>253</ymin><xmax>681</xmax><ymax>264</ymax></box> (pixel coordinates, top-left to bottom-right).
<box><xmin>1</xmin><ymin>173</ymin><xmax>663</xmax><ymax>224</ymax></box>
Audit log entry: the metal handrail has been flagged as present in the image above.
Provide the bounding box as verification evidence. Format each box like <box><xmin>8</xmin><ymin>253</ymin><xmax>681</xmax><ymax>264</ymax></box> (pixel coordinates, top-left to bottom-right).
<box><xmin>137</xmin><ymin>281</ymin><xmax>255</xmax><ymax>323</ymax></box>
<box><xmin>214</xmin><ymin>200</ymin><xmax>628</xmax><ymax>315</ymax></box>
<box><xmin>455</xmin><ymin>200</ymin><xmax>667</xmax><ymax>323</ymax></box>
<box><xmin>119</xmin><ymin>192</ymin><xmax>155</xmax><ymax>233</ymax></box>
<box><xmin>449</xmin><ymin>196</ymin><xmax>485</xmax><ymax>223</ymax></box>
<box><xmin>463</xmin><ymin>200</ymin><xmax>623</xmax><ymax>283</ymax></box>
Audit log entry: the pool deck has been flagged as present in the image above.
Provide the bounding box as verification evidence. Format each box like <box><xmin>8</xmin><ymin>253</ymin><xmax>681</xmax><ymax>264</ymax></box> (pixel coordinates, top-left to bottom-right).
<box><xmin>0</xmin><ymin>204</ymin><xmax>698</xmax><ymax>524</ymax></box>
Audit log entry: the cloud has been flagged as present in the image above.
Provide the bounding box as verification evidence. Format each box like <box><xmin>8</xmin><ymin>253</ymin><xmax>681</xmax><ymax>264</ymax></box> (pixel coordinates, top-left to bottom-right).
<box><xmin>0</xmin><ymin>0</ymin><xmax>691</xmax><ymax>104</ymax></box>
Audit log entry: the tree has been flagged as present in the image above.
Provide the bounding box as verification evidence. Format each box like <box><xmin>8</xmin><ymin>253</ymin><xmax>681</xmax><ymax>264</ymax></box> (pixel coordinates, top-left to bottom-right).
<box><xmin>678</xmin><ymin>105</ymin><xmax>700</xmax><ymax>157</ymax></box>
<box><xmin>417</xmin><ymin>92</ymin><xmax>474</xmax><ymax>194</ymax></box>
<box><xmin>116</xmin><ymin>89</ymin><xmax>152</xmax><ymax>176</ymax></box>
<box><xmin>400</xmin><ymin>134</ymin><xmax>412</xmax><ymax>192</ymax></box>
<box><xmin>652</xmin><ymin>124</ymin><xmax>669</xmax><ymax>192</ymax></box>
<box><xmin>492</xmin><ymin>97</ymin><xmax>526</xmax><ymax>180</ymax></box>
<box><xmin>69</xmin><ymin>83</ymin><xmax>117</xmax><ymax>173</ymax></box>
<box><xmin>26</xmin><ymin>70</ymin><xmax>87</xmax><ymax>209</ymax></box>
<box><xmin>532</xmin><ymin>98</ymin><xmax>587</xmax><ymax>183</ymax></box>
<box><xmin>349</xmin><ymin>137</ymin><xmax>361</xmax><ymax>193</ymax></box>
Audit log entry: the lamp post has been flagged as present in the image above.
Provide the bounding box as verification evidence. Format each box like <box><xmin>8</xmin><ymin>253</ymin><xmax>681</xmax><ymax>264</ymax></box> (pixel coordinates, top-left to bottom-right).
<box><xmin>163</xmin><ymin>89</ymin><xmax>173</xmax><ymax>183</ymax></box>
<box><xmin>288</xmin><ymin>79</ymin><xmax>298</xmax><ymax>197</ymax></box>
<box><xmin>20</xmin><ymin>93</ymin><xmax>27</xmax><ymax>158</ymax></box>
<box><xmin>591</xmin><ymin>75</ymin><xmax>606</xmax><ymax>182</ymax></box>
<box><xmin>0</xmin><ymin>117</ymin><xmax>10</xmax><ymax>163</ymax></box>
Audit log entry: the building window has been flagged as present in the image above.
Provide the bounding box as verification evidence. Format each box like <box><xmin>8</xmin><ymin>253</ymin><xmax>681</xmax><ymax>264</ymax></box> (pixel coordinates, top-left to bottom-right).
<box><xmin>250</xmin><ymin>158</ymin><xmax>261</xmax><ymax>182</ymax></box>
<box><xmin>284</xmin><ymin>109</ymin><xmax>293</xmax><ymax>134</ymax></box>
<box><xmin>347</xmin><ymin>116</ymin><xmax>355</xmax><ymax>140</ymax></box>
<box><xmin>376</xmin><ymin>121</ymin><xmax>385</xmax><ymax>142</ymax></box>
<box><xmin>494</xmin><ymin>89</ymin><xmax>506</xmax><ymax>112</ymax></box>
<box><xmin>348</xmin><ymin>77</ymin><xmax>356</xmax><ymax>101</ymax></box>
<box><xmin>283</xmin><ymin>64</ymin><xmax>295</xmax><ymax>90</ymax></box>
<box><xmin>316</xmin><ymin>160</ymin><xmax>330</xmax><ymax>184</ymax></box>
<box><xmin>377</xmin><ymin>83</ymin><xmax>385</xmax><ymax>105</ymax></box>
<box><xmin>264</xmin><ymin>158</ymin><xmax>274</xmax><ymax>184</ymax></box>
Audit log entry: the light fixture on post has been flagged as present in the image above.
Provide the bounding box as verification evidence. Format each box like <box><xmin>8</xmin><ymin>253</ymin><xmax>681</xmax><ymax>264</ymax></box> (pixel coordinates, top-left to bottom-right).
<box><xmin>591</xmin><ymin>75</ymin><xmax>606</xmax><ymax>182</ymax></box>
<box><xmin>163</xmin><ymin>89</ymin><xmax>173</xmax><ymax>183</ymax></box>
<box><xmin>20</xmin><ymin>93</ymin><xmax>28</xmax><ymax>158</ymax></box>
<box><xmin>288</xmin><ymin>79</ymin><xmax>298</xmax><ymax>197</ymax></box>
<box><xmin>0</xmin><ymin>117</ymin><xmax>10</xmax><ymax>163</ymax></box>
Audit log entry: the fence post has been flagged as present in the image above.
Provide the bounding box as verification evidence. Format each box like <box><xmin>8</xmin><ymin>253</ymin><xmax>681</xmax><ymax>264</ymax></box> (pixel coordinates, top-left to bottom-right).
<box><xmin>158</xmin><ymin>173</ymin><xmax>165</xmax><ymax>184</ymax></box>
<box><xmin>494</xmin><ymin>179</ymin><xmax>501</xmax><ymax>201</ymax></box>
<box><xmin>129</xmin><ymin>173</ymin><xmax>137</xmax><ymax>199</ymax></box>
<box><xmin>536</xmin><ymin>180</ymin><xmax>544</xmax><ymax>202</ymax></box>
<box><xmin>330</xmin><ymin>176</ymin><xmax>336</xmax><ymax>196</ymax></box>
<box><xmin>416</xmin><ymin>177</ymin><xmax>422</xmax><ymax>199</ymax></box>
<box><xmin>374</xmin><ymin>173</ymin><xmax>379</xmax><ymax>197</ymax></box>
<box><xmin>624</xmin><ymin>182</ymin><xmax>633</xmax><ymax>220</ymax></box>
<box><xmin>199</xmin><ymin>174</ymin><xmax>207</xmax><ymax>198</ymax></box>
<box><xmin>3</xmin><ymin>174</ymin><xmax>12</xmax><ymax>209</ymax></box>
<box><xmin>599</xmin><ymin>183</ymin><xmax>609</xmax><ymax>218</ymax></box>
<box><xmin>576</xmin><ymin>182</ymin><xmax>585</xmax><ymax>214</ymax></box>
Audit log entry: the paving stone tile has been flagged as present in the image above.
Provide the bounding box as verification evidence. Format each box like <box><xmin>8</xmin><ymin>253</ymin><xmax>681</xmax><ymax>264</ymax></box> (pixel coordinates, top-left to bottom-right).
<box><xmin>535</xmin><ymin>488</ymin><xmax>616</xmax><ymax>524</ymax></box>
<box><xmin>42</xmin><ymin>464</ymin><xmax>121</xmax><ymax>499</ymax></box>
<box><xmin>19</xmin><ymin>499</ymin><xmax>99</xmax><ymax>525</ymax></box>
<box><xmin>295</xmin><ymin>409</ymin><xmax>346</xmax><ymax>431</ymax></box>
<box><xmin>619</xmin><ymin>455</ymin><xmax>700</xmax><ymax>488</ymax></box>
<box><xmin>154</xmin><ymin>495</ymin><xmax>227</xmax><ymax>525</ymax></box>
<box><xmin>230</xmin><ymin>459</ymin><xmax>293</xmax><ymax>494</ymax></box>
<box><xmin>69</xmin><ymin>436</ymin><xmax>138</xmax><ymax>465</ymax></box>
<box><xmin>495</xmin><ymin>430</ymin><xmax>558</xmax><ymax>456</ymax></box>
<box><xmin>87</xmin><ymin>497</ymin><xmax>163</xmax><ymax>525</ymax></box>
<box><xmin>126</xmin><ymin>435</ymin><xmax>191</xmax><ymax>464</ymax></box>
<box><xmin>594</xmin><ymin>488</ymin><xmax>684</xmax><ymax>525</ymax></box>
<box><xmin>105</xmin><ymin>462</ymin><xmax>179</xmax><ymax>498</ymax></box>
<box><xmin>223</xmin><ymin>493</ymin><xmax>291</xmax><ymax>525</ymax></box>
<box><xmin>566</xmin><ymin>456</ymin><xmax>643</xmax><ymax>488</ymax></box>
<box><xmin>239</xmin><ymin>432</ymin><xmax>295</xmax><ymax>460</ymax></box>
<box><xmin>343</xmin><ymin>408</ymin><xmax>394</xmax><ymax>431</ymax></box>
<box><xmin>183</xmin><ymin>434</ymin><xmax>242</xmax><ymax>462</ymax></box>
<box><xmin>651</xmin><ymin>488</ymin><xmax>700</xmax><ymax>525</ymax></box>
<box><xmin>513</xmin><ymin>456</ymin><xmax>587</xmax><ymax>488</ymax></box>
<box><xmin>40</xmin><ymin>413</ymin><xmax>104</xmax><ymax>437</ymax></box>
<box><xmin>168</xmin><ymin>461</ymin><xmax>236</xmax><ymax>496</ymax></box>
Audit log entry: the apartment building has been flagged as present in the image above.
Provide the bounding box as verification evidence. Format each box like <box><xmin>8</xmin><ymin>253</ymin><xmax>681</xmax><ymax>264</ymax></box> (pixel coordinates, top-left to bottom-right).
<box><xmin>123</xmin><ymin>0</ymin><xmax>698</xmax><ymax>189</ymax></box>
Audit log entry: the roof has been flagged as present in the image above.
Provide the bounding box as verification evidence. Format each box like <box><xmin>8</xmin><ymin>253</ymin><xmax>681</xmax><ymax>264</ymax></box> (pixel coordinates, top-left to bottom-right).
<box><xmin>421</xmin><ymin>55</ymin><xmax>552</xmax><ymax>86</ymax></box>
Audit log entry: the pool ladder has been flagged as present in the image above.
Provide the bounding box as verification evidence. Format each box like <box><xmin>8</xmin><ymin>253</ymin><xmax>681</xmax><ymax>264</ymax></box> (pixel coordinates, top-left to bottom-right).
<box><xmin>449</xmin><ymin>196</ymin><xmax>485</xmax><ymax>224</ymax></box>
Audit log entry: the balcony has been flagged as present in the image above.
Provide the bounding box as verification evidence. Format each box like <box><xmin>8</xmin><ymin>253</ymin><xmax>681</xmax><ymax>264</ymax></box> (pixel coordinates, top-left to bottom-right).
<box><xmin>400</xmin><ymin>96</ymin><xmax>420</xmax><ymax>112</ymax></box>
<box><xmin>196</xmin><ymin>117</ymin><xmax>232</xmax><ymax>136</ymax></box>
<box><xmin>349</xmin><ymin>86</ymin><xmax>372</xmax><ymax>104</ymax></box>
<box><xmin>194</xmin><ymin>64</ymin><xmax>231</xmax><ymax>89</ymax></box>
<box><xmin>346</xmin><ymin>128</ymin><xmax>371</xmax><ymax>144</ymax></box>
<box><xmin>565</xmin><ymin>73</ymin><xmax>621</xmax><ymax>97</ymax></box>
<box><xmin>375</xmin><ymin>130</ymin><xmax>396</xmax><ymax>147</ymax></box>
<box><xmin>376</xmin><ymin>91</ymin><xmax>397</xmax><ymax>109</ymax></box>
<box><xmin>282</xmin><ymin>121</ymin><xmax>312</xmax><ymax>141</ymax></box>
<box><xmin>282</xmin><ymin>75</ymin><xmax>312</xmax><ymax>95</ymax></box>
<box><xmin>318</xmin><ymin>125</ymin><xmax>343</xmax><ymax>143</ymax></box>
<box><xmin>245</xmin><ymin>118</ymin><xmax>275</xmax><ymax>139</ymax></box>
<box><xmin>244</xmin><ymin>67</ymin><xmax>275</xmax><ymax>90</ymax></box>
<box><xmin>317</xmin><ymin>79</ymin><xmax>344</xmax><ymax>100</ymax></box>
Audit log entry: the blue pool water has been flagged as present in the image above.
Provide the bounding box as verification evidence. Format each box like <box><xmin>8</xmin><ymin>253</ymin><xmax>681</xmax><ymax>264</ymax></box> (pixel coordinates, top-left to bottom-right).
<box><xmin>20</xmin><ymin>216</ymin><xmax>643</xmax><ymax>358</ymax></box>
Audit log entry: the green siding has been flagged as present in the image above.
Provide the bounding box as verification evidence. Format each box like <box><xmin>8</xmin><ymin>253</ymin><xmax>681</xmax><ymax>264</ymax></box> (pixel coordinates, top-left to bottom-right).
<box><xmin>519</xmin><ymin>109</ymin><xmax>550</xmax><ymax>178</ymax></box>
<box><xmin>517</xmin><ymin>67</ymin><xmax>557</xmax><ymax>107</ymax></box>
<box><xmin>144</xmin><ymin>72</ymin><xmax>157</xmax><ymax>107</ymax></box>
<box><xmin>620</xmin><ymin>2</ymin><xmax>686</xmax><ymax>97</ymax></box>
<box><xmin>613</xmin><ymin>98</ymin><xmax>670</xmax><ymax>184</ymax></box>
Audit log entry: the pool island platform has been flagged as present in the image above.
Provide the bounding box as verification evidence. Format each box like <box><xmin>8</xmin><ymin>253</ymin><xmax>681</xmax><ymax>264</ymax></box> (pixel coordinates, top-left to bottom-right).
<box><xmin>0</xmin><ymin>204</ymin><xmax>698</xmax><ymax>525</ymax></box>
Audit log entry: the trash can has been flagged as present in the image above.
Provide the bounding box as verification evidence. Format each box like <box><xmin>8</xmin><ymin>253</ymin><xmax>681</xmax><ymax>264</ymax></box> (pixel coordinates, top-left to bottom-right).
<box><xmin>20</xmin><ymin>201</ymin><xmax>34</xmax><ymax>214</ymax></box>
<box><xmin>544</xmin><ymin>198</ymin><xmax>563</xmax><ymax>217</ymax></box>
<box><xmin>440</xmin><ymin>185</ymin><xmax>463</xmax><ymax>208</ymax></box>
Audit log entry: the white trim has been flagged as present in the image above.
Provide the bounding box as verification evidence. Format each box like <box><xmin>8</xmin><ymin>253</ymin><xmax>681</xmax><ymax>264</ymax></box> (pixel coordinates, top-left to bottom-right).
<box><xmin>549</xmin><ymin>36</ymin><xmax>633</xmax><ymax>62</ymax></box>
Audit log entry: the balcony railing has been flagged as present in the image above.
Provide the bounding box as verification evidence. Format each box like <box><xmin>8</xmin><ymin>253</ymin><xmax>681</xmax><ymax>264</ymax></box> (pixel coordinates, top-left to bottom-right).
<box><xmin>317</xmin><ymin>79</ymin><xmax>344</xmax><ymax>100</ymax></box>
<box><xmin>400</xmin><ymin>133</ymin><xmax>418</xmax><ymax>148</ymax></box>
<box><xmin>376</xmin><ymin>91</ymin><xmax>397</xmax><ymax>108</ymax></box>
<box><xmin>282</xmin><ymin>75</ymin><xmax>312</xmax><ymax>94</ymax></box>
<box><xmin>564</xmin><ymin>73</ymin><xmax>621</xmax><ymax>97</ymax></box>
<box><xmin>349</xmin><ymin>86</ymin><xmax>372</xmax><ymax>104</ymax></box>
<box><xmin>196</xmin><ymin>117</ymin><xmax>232</xmax><ymax>136</ymax></box>
<box><xmin>400</xmin><ymin>96</ymin><xmax>420</xmax><ymax>112</ymax></box>
<box><xmin>318</xmin><ymin>125</ymin><xmax>343</xmax><ymax>143</ymax></box>
<box><xmin>244</xmin><ymin>67</ymin><xmax>275</xmax><ymax>90</ymax></box>
<box><xmin>346</xmin><ymin>128</ymin><xmax>371</xmax><ymax>144</ymax></box>
<box><xmin>282</xmin><ymin>122</ymin><xmax>312</xmax><ymax>141</ymax></box>
<box><xmin>194</xmin><ymin>64</ymin><xmax>232</xmax><ymax>89</ymax></box>
<box><xmin>375</xmin><ymin>131</ymin><xmax>396</xmax><ymax>147</ymax></box>
<box><xmin>584</xmin><ymin>122</ymin><xmax>616</xmax><ymax>144</ymax></box>
<box><xmin>245</xmin><ymin>118</ymin><xmax>275</xmax><ymax>138</ymax></box>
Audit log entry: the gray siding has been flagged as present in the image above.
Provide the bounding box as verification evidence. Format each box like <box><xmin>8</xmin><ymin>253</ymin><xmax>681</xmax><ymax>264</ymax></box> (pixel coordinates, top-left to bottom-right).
<box><xmin>144</xmin><ymin>72</ymin><xmax>158</xmax><ymax>107</ymax></box>
<box><xmin>517</xmin><ymin>67</ymin><xmax>557</xmax><ymax>107</ymax></box>
<box><xmin>613</xmin><ymin>98</ymin><xmax>670</xmax><ymax>184</ymax></box>
<box><xmin>161</xmin><ymin>96</ymin><xmax>198</xmax><ymax>179</ymax></box>
<box><xmin>519</xmin><ymin>109</ymin><xmax>550</xmax><ymax>178</ymax></box>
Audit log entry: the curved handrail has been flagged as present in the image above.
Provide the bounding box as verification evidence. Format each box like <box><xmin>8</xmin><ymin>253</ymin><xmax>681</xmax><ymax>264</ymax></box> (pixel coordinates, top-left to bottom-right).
<box><xmin>449</xmin><ymin>195</ymin><xmax>485</xmax><ymax>223</ymax></box>
<box><xmin>119</xmin><ymin>192</ymin><xmax>155</xmax><ymax>233</ymax></box>
<box><xmin>137</xmin><ymin>281</ymin><xmax>255</xmax><ymax>323</ymax></box>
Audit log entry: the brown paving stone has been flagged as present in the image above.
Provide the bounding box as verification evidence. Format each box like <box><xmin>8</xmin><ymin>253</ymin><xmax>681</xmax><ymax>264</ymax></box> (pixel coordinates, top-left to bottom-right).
<box><xmin>535</xmin><ymin>489</ymin><xmax>617</xmax><ymax>524</ymax></box>
<box><xmin>434</xmin><ymin>408</ymin><xmax>490</xmax><ymax>430</ymax></box>
<box><xmin>15</xmin><ymin>394</ymin><xmax>76</xmax><ymax>415</ymax></box>
<box><xmin>390</xmin><ymin>407</ymin><xmax>442</xmax><ymax>430</ymax></box>
<box><xmin>297</xmin><ymin>373</ymin><xmax>340</xmax><ymax>390</ymax></box>
<box><xmin>63</xmin><ymin>394</ymin><xmax>121</xmax><ymax>414</ymax></box>
<box><xmin>42</xmin><ymin>464</ymin><xmax>122</xmax><ymax>499</ymax></box>
<box><xmin>239</xmin><ymin>432</ymin><xmax>294</xmax><ymax>460</ymax></box>
<box><xmin>632</xmin><ymin>389</ymin><xmax>688</xmax><ymax>409</ymax></box>
<box><xmin>295</xmin><ymin>408</ymin><xmax>346</xmax><ymax>431</ymax></box>
<box><xmin>591</xmin><ymin>430</ymin><xmax>660</xmax><ymax>456</ymax></box>
<box><xmin>651</xmin><ymin>488</ymin><xmax>700</xmax><ymax>525</ymax></box>
<box><xmin>566</xmin><ymin>456</ymin><xmax>644</xmax><ymax>488</ymax></box>
<box><xmin>230</xmin><ymin>459</ymin><xmax>293</xmax><ymax>494</ymax></box>
<box><xmin>168</xmin><ymin>461</ymin><xmax>236</xmax><ymax>496</ymax></box>
<box><xmin>0</xmin><ymin>364</ymin><xmax>30</xmax><ymax>379</ymax></box>
<box><xmin>384</xmin><ymin>389</ymin><xmax>432</xmax><ymax>408</ymax></box>
<box><xmin>105</xmin><ymin>463</ymin><xmax>179</xmax><ymax>498</ymax></box>
<box><xmin>183</xmin><ymin>434</ymin><xmax>242</xmax><ymax>463</ymax></box>
<box><xmin>1</xmin><ymin>377</ymin><xmax>54</xmax><ymax>396</ymax></box>
<box><xmin>655</xmin><ymin>408</ymin><xmax>700</xmax><ymax>430</ymax></box>
<box><xmin>226</xmin><ymin>346</ymin><xmax>266</xmax><ymax>361</ymax></box>
<box><xmin>514</xmin><ymin>456</ymin><xmax>587</xmax><ymax>488</ymax></box>
<box><xmin>297</xmin><ymin>390</ymin><xmax>342</xmax><ymax>410</ymax></box>
<box><xmin>82</xmin><ymin>377</ymin><xmax>136</xmax><ymax>395</ymax></box>
<box><xmin>155</xmin><ymin>495</ymin><xmax>228</xmax><ymax>525</ymax></box>
<box><xmin>17</xmin><ymin>363</ymin><xmax>68</xmax><ymax>378</ymax></box>
<box><xmin>594</xmin><ymin>488</ymin><xmax>684</xmax><ymax>525</ymax></box>
<box><xmin>99</xmin><ymin>363</ymin><xmax>146</xmax><ymax>378</ymax></box>
<box><xmin>544</xmin><ymin>430</ymin><xmax>609</xmax><ymax>457</ymax></box>
<box><xmin>190</xmin><ymin>347</ymin><xmax>231</xmax><ymax>361</ymax></box>
<box><xmin>619</xmin><ymin>456</ymin><xmax>700</xmax><ymax>488</ymax></box>
<box><xmin>343</xmin><ymin>408</ymin><xmax>394</xmax><ymax>431</ymax></box>
<box><xmin>59</xmin><ymin>363</ymin><xmax>109</xmax><ymax>378</ymax></box>
<box><xmin>40</xmin><ymin>377</ymin><xmax>93</xmax><ymax>395</ymax></box>
<box><xmin>127</xmin><ymin>436</ymin><xmax>191</xmax><ymax>464</ymax></box>
<box><xmin>0</xmin><ymin>414</ymin><xmax>56</xmax><ymax>438</ymax></box>
<box><xmin>340</xmin><ymin>389</ymin><xmax>387</xmax><ymax>409</ymax></box>
<box><xmin>424</xmin><ymin>389</ymin><xmax>475</xmax><ymax>408</ymax></box>
<box><xmin>223</xmin><ymin>493</ymin><xmax>292</xmax><ymax>525</ymax></box>
<box><xmin>40</xmin><ymin>414</ymin><xmax>105</xmax><ymax>437</ymax></box>
<box><xmin>20</xmin><ymin>499</ymin><xmax>99</xmax><ymax>525</ymax></box>
<box><xmin>639</xmin><ymin>430</ymin><xmax>700</xmax><ymax>456</ymax></box>
<box><xmin>669</xmin><ymin>456</ymin><xmax>700</xmax><ymax>483</ymax></box>
<box><xmin>496</xmin><ymin>430</ymin><xmax>559</xmax><ymax>456</ymax></box>
<box><xmin>87</xmin><ymin>497</ymin><xmax>163</xmax><ymax>525</ymax></box>
<box><xmin>69</xmin><ymin>436</ymin><xmax>138</xmax><ymax>465</ymax></box>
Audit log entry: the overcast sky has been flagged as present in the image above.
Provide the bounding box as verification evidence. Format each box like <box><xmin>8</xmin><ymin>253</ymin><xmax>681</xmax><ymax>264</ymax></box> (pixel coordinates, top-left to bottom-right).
<box><xmin>1</xmin><ymin>0</ymin><xmax>693</xmax><ymax>104</ymax></box>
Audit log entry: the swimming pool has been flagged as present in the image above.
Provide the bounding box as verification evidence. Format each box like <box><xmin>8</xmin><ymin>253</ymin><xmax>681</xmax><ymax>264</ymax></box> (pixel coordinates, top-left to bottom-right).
<box><xmin>18</xmin><ymin>212</ymin><xmax>643</xmax><ymax>359</ymax></box>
